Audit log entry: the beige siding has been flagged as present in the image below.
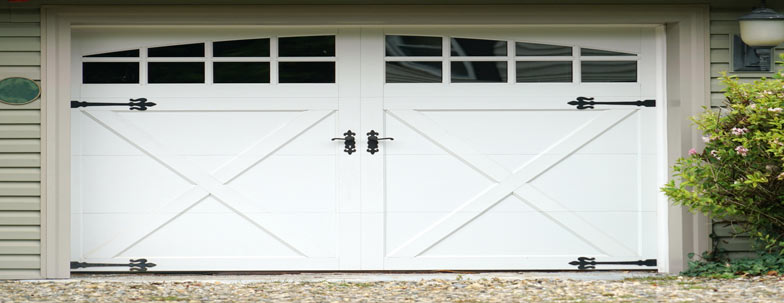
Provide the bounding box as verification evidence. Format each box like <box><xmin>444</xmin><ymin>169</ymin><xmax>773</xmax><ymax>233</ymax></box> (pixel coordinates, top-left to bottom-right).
<box><xmin>0</xmin><ymin>197</ymin><xmax>40</xmax><ymax>211</ymax></box>
<box><xmin>0</xmin><ymin>8</ymin><xmax>41</xmax><ymax>277</ymax></box>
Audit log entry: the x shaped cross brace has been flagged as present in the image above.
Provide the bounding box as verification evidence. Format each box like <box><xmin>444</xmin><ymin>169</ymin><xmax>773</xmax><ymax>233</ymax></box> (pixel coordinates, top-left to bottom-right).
<box><xmin>385</xmin><ymin>109</ymin><xmax>640</xmax><ymax>258</ymax></box>
<box><xmin>82</xmin><ymin>109</ymin><xmax>334</xmax><ymax>258</ymax></box>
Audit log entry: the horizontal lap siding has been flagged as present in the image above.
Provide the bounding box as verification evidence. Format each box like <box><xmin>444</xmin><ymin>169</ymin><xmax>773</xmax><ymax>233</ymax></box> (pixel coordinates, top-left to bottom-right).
<box><xmin>708</xmin><ymin>9</ymin><xmax>778</xmax><ymax>257</ymax></box>
<box><xmin>0</xmin><ymin>8</ymin><xmax>41</xmax><ymax>278</ymax></box>
<box><xmin>710</xmin><ymin>10</ymin><xmax>784</xmax><ymax>107</ymax></box>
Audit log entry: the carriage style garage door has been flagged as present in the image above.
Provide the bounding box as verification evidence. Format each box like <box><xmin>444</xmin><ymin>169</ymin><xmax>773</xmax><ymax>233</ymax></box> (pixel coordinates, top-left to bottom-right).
<box><xmin>70</xmin><ymin>26</ymin><xmax>662</xmax><ymax>271</ymax></box>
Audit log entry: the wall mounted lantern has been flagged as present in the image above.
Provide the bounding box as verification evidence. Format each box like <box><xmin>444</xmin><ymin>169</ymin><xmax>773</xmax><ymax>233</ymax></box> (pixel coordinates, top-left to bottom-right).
<box><xmin>734</xmin><ymin>1</ymin><xmax>784</xmax><ymax>72</ymax></box>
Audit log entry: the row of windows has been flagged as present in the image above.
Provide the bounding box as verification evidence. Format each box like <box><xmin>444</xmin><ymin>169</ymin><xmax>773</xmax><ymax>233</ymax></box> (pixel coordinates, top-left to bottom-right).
<box><xmin>385</xmin><ymin>35</ymin><xmax>638</xmax><ymax>83</ymax></box>
<box><xmin>82</xmin><ymin>36</ymin><xmax>335</xmax><ymax>84</ymax></box>
<box><xmin>82</xmin><ymin>35</ymin><xmax>638</xmax><ymax>84</ymax></box>
<box><xmin>85</xmin><ymin>36</ymin><xmax>334</xmax><ymax>58</ymax></box>
<box><xmin>83</xmin><ymin>62</ymin><xmax>334</xmax><ymax>84</ymax></box>
<box><xmin>387</xmin><ymin>61</ymin><xmax>636</xmax><ymax>83</ymax></box>
<box><xmin>385</xmin><ymin>35</ymin><xmax>635</xmax><ymax>57</ymax></box>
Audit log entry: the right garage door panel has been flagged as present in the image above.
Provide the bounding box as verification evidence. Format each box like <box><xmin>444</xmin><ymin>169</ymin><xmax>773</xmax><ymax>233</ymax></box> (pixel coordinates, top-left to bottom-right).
<box><xmin>370</xmin><ymin>27</ymin><xmax>661</xmax><ymax>270</ymax></box>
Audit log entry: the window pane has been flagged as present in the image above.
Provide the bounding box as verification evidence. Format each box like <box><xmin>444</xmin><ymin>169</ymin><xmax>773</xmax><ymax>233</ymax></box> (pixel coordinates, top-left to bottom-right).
<box><xmin>582</xmin><ymin>61</ymin><xmax>637</xmax><ymax>82</ymax></box>
<box><xmin>148</xmin><ymin>62</ymin><xmax>205</xmax><ymax>83</ymax></box>
<box><xmin>385</xmin><ymin>35</ymin><xmax>442</xmax><ymax>57</ymax></box>
<box><xmin>279</xmin><ymin>62</ymin><xmax>335</xmax><ymax>83</ymax></box>
<box><xmin>214</xmin><ymin>62</ymin><xmax>270</xmax><ymax>83</ymax></box>
<box><xmin>82</xmin><ymin>62</ymin><xmax>139</xmax><ymax>84</ymax></box>
<box><xmin>385</xmin><ymin>61</ymin><xmax>441</xmax><ymax>83</ymax></box>
<box><xmin>451</xmin><ymin>61</ymin><xmax>507</xmax><ymax>83</ymax></box>
<box><xmin>148</xmin><ymin>43</ymin><xmax>205</xmax><ymax>57</ymax></box>
<box><xmin>214</xmin><ymin>38</ymin><xmax>270</xmax><ymax>57</ymax></box>
<box><xmin>85</xmin><ymin>49</ymin><xmax>139</xmax><ymax>58</ymax></box>
<box><xmin>451</xmin><ymin>38</ymin><xmax>506</xmax><ymax>56</ymax></box>
<box><xmin>515</xmin><ymin>42</ymin><xmax>571</xmax><ymax>56</ymax></box>
<box><xmin>516</xmin><ymin>61</ymin><xmax>572</xmax><ymax>83</ymax></box>
<box><xmin>581</xmin><ymin>48</ymin><xmax>635</xmax><ymax>56</ymax></box>
<box><xmin>279</xmin><ymin>36</ymin><xmax>335</xmax><ymax>57</ymax></box>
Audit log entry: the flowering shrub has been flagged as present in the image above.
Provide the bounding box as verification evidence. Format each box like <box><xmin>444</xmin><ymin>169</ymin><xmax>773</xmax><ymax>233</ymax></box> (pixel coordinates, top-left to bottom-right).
<box><xmin>662</xmin><ymin>71</ymin><xmax>784</xmax><ymax>253</ymax></box>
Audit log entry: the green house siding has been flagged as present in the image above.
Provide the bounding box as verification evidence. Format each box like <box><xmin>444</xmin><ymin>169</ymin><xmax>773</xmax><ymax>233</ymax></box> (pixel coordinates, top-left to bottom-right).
<box><xmin>706</xmin><ymin>8</ymin><xmax>784</xmax><ymax>257</ymax></box>
<box><xmin>0</xmin><ymin>8</ymin><xmax>42</xmax><ymax>279</ymax></box>
<box><xmin>709</xmin><ymin>9</ymin><xmax>784</xmax><ymax>107</ymax></box>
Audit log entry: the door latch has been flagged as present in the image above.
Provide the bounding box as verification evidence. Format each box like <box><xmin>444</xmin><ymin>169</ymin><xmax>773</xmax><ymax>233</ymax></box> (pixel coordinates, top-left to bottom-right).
<box><xmin>331</xmin><ymin>130</ymin><xmax>357</xmax><ymax>155</ymax></box>
<box><xmin>366</xmin><ymin>130</ymin><xmax>394</xmax><ymax>155</ymax></box>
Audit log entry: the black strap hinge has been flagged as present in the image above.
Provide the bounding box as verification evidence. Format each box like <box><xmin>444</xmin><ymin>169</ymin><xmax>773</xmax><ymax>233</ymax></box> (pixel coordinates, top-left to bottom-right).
<box><xmin>568</xmin><ymin>96</ymin><xmax>655</xmax><ymax>110</ymax></box>
<box><xmin>569</xmin><ymin>257</ymin><xmax>657</xmax><ymax>270</ymax></box>
<box><xmin>70</xmin><ymin>258</ymin><xmax>156</xmax><ymax>272</ymax></box>
<box><xmin>71</xmin><ymin>98</ymin><xmax>156</xmax><ymax>111</ymax></box>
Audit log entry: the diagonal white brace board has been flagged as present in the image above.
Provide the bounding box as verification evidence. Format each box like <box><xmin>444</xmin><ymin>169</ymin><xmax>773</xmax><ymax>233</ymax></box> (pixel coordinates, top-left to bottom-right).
<box><xmin>212</xmin><ymin>110</ymin><xmax>335</xmax><ymax>183</ymax></box>
<box><xmin>511</xmin><ymin>185</ymin><xmax>637</xmax><ymax>256</ymax></box>
<box><xmin>387</xmin><ymin>110</ymin><xmax>511</xmax><ymax>183</ymax></box>
<box><xmin>82</xmin><ymin>109</ymin><xmax>334</xmax><ymax>259</ymax></box>
<box><xmin>386</xmin><ymin>109</ymin><xmax>637</xmax><ymax>258</ymax></box>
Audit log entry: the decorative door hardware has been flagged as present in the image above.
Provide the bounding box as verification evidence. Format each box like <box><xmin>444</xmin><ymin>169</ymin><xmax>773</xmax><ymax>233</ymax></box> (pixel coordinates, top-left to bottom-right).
<box><xmin>366</xmin><ymin>130</ymin><xmax>394</xmax><ymax>155</ymax></box>
<box><xmin>70</xmin><ymin>98</ymin><xmax>157</xmax><ymax>111</ymax></box>
<box><xmin>331</xmin><ymin>130</ymin><xmax>357</xmax><ymax>155</ymax></box>
<box><xmin>569</xmin><ymin>257</ymin><xmax>657</xmax><ymax>270</ymax></box>
<box><xmin>70</xmin><ymin>258</ymin><xmax>157</xmax><ymax>272</ymax></box>
<box><xmin>567</xmin><ymin>96</ymin><xmax>656</xmax><ymax>110</ymax></box>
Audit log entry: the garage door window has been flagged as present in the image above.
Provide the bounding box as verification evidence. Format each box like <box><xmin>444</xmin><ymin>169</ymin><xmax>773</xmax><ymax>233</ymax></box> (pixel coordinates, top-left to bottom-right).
<box><xmin>82</xmin><ymin>62</ymin><xmax>140</xmax><ymax>84</ymax></box>
<box><xmin>82</xmin><ymin>35</ymin><xmax>336</xmax><ymax>84</ymax></box>
<box><xmin>582</xmin><ymin>61</ymin><xmax>637</xmax><ymax>82</ymax></box>
<box><xmin>149</xmin><ymin>43</ymin><xmax>205</xmax><ymax>57</ymax></box>
<box><xmin>385</xmin><ymin>35</ymin><xmax>443</xmax><ymax>83</ymax></box>
<box><xmin>85</xmin><ymin>49</ymin><xmax>139</xmax><ymax>58</ymax></box>
<box><xmin>384</xmin><ymin>35</ymin><xmax>639</xmax><ymax>84</ymax></box>
<box><xmin>214</xmin><ymin>38</ymin><xmax>270</xmax><ymax>57</ymax></box>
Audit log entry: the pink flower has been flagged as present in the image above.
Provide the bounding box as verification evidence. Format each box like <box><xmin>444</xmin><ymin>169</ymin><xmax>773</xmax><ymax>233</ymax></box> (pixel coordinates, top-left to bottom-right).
<box><xmin>731</xmin><ymin>127</ymin><xmax>749</xmax><ymax>136</ymax></box>
<box><xmin>701</xmin><ymin>136</ymin><xmax>712</xmax><ymax>143</ymax></box>
<box><xmin>769</xmin><ymin>107</ymin><xmax>783</xmax><ymax>113</ymax></box>
<box><xmin>688</xmin><ymin>148</ymin><xmax>698</xmax><ymax>156</ymax></box>
<box><xmin>749</xmin><ymin>103</ymin><xmax>757</xmax><ymax>109</ymax></box>
<box><xmin>735</xmin><ymin>146</ymin><xmax>749</xmax><ymax>156</ymax></box>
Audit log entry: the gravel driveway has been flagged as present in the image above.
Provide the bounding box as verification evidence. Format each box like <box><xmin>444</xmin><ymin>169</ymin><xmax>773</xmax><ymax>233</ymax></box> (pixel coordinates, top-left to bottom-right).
<box><xmin>1</xmin><ymin>273</ymin><xmax>782</xmax><ymax>302</ymax></box>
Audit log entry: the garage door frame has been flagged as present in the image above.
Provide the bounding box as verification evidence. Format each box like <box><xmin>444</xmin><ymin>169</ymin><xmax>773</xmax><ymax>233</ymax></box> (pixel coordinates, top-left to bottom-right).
<box><xmin>39</xmin><ymin>4</ymin><xmax>710</xmax><ymax>278</ymax></box>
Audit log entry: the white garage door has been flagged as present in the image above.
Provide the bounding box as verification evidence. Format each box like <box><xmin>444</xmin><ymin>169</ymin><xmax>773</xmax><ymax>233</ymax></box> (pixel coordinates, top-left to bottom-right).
<box><xmin>71</xmin><ymin>26</ymin><xmax>662</xmax><ymax>271</ymax></box>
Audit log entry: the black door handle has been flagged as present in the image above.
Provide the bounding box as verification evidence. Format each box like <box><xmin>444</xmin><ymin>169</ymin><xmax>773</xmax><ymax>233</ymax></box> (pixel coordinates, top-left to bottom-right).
<box><xmin>366</xmin><ymin>130</ymin><xmax>394</xmax><ymax>155</ymax></box>
<box><xmin>331</xmin><ymin>130</ymin><xmax>357</xmax><ymax>155</ymax></box>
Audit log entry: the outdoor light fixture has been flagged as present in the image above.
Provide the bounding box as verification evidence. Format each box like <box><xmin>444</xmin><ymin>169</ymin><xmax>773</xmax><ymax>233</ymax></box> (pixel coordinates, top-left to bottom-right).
<box><xmin>734</xmin><ymin>1</ymin><xmax>784</xmax><ymax>72</ymax></box>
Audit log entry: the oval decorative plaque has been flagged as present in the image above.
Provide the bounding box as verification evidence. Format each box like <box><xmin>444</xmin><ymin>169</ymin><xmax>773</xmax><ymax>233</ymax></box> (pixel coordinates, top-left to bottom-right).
<box><xmin>0</xmin><ymin>77</ymin><xmax>41</xmax><ymax>105</ymax></box>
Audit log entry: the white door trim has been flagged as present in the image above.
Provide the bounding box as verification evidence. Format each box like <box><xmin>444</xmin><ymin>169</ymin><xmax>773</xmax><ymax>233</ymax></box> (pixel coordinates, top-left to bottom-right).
<box><xmin>41</xmin><ymin>4</ymin><xmax>710</xmax><ymax>277</ymax></box>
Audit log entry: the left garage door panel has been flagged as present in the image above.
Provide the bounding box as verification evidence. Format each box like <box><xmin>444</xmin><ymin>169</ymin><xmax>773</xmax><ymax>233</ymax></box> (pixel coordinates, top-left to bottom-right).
<box><xmin>70</xmin><ymin>28</ymin><xmax>357</xmax><ymax>271</ymax></box>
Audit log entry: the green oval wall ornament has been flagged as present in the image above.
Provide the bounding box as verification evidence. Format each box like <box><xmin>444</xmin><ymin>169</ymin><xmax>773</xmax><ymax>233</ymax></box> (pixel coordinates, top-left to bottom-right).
<box><xmin>0</xmin><ymin>77</ymin><xmax>41</xmax><ymax>105</ymax></box>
